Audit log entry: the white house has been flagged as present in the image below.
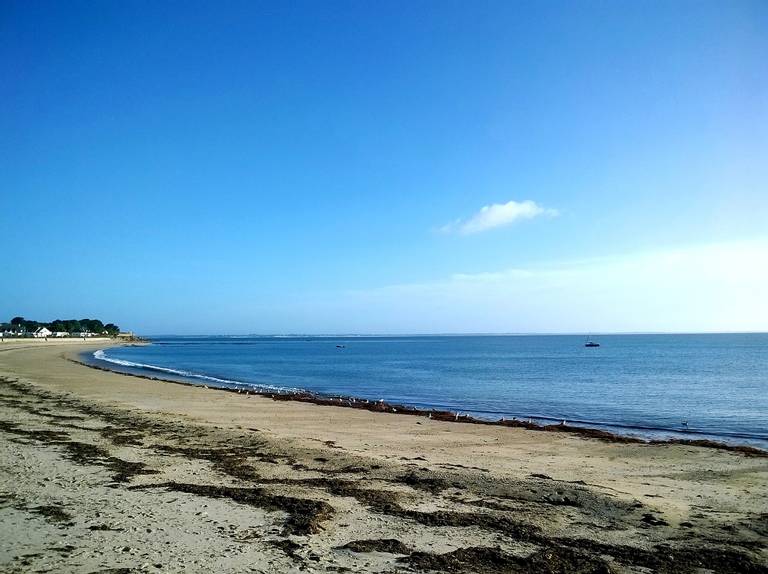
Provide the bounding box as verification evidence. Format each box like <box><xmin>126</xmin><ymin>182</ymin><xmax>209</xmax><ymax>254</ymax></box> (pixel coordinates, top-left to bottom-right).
<box><xmin>53</xmin><ymin>331</ymin><xmax>69</xmax><ymax>338</ymax></box>
<box><xmin>33</xmin><ymin>327</ymin><xmax>52</xmax><ymax>338</ymax></box>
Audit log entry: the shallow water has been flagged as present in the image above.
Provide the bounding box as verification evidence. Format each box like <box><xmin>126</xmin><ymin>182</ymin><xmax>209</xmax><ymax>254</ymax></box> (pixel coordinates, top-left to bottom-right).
<box><xmin>88</xmin><ymin>334</ymin><xmax>768</xmax><ymax>448</ymax></box>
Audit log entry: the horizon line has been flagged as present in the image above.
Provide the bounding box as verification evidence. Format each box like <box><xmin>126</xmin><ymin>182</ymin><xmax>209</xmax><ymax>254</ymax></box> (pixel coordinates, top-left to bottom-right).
<box><xmin>137</xmin><ymin>330</ymin><xmax>768</xmax><ymax>337</ymax></box>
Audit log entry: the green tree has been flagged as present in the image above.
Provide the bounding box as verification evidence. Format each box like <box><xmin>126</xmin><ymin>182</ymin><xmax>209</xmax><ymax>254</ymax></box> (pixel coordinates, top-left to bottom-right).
<box><xmin>81</xmin><ymin>319</ymin><xmax>105</xmax><ymax>333</ymax></box>
<box><xmin>104</xmin><ymin>323</ymin><xmax>120</xmax><ymax>335</ymax></box>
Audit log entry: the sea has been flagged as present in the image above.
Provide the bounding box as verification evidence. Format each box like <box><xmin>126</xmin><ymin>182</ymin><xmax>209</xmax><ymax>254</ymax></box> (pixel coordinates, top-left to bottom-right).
<box><xmin>85</xmin><ymin>333</ymin><xmax>768</xmax><ymax>449</ymax></box>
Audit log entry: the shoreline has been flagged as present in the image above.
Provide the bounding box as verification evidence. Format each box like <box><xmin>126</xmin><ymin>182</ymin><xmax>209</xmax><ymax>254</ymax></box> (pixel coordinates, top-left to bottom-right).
<box><xmin>1</xmin><ymin>340</ymin><xmax>767</xmax><ymax>573</ymax></box>
<box><xmin>78</xmin><ymin>345</ymin><xmax>768</xmax><ymax>457</ymax></box>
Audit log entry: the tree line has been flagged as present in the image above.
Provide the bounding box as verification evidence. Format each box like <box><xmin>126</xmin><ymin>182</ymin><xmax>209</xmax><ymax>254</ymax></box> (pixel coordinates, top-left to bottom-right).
<box><xmin>1</xmin><ymin>316</ymin><xmax>120</xmax><ymax>336</ymax></box>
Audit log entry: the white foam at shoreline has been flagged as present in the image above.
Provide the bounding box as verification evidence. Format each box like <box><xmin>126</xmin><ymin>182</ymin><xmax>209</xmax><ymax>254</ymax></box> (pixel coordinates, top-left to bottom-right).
<box><xmin>92</xmin><ymin>349</ymin><xmax>298</xmax><ymax>393</ymax></box>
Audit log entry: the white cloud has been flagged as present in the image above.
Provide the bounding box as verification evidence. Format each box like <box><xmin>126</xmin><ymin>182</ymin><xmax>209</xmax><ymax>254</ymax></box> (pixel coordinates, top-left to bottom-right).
<box><xmin>442</xmin><ymin>200</ymin><xmax>558</xmax><ymax>235</ymax></box>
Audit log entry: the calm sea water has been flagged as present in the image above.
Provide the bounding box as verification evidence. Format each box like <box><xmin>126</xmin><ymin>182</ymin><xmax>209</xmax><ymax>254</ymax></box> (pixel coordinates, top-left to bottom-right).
<box><xmin>87</xmin><ymin>334</ymin><xmax>768</xmax><ymax>448</ymax></box>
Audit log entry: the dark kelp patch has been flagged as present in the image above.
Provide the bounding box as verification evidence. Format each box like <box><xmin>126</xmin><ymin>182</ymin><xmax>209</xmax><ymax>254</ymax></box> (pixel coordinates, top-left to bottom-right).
<box><xmin>403</xmin><ymin>545</ymin><xmax>614</xmax><ymax>574</ymax></box>
<box><xmin>260</xmin><ymin>476</ymin><xmax>544</xmax><ymax>541</ymax></box>
<box><xmin>552</xmin><ymin>537</ymin><xmax>768</xmax><ymax>574</ymax></box>
<box><xmin>0</xmin><ymin>419</ymin><xmax>70</xmax><ymax>442</ymax></box>
<box><xmin>0</xmin><ymin>420</ymin><xmax>155</xmax><ymax>483</ymax></box>
<box><xmin>154</xmin><ymin>445</ymin><xmax>283</xmax><ymax>482</ymax></box>
<box><xmin>341</xmin><ymin>539</ymin><xmax>412</xmax><ymax>554</ymax></box>
<box><xmin>268</xmin><ymin>539</ymin><xmax>304</xmax><ymax>560</ymax></box>
<box><xmin>60</xmin><ymin>441</ymin><xmax>158</xmax><ymax>483</ymax></box>
<box><xmin>136</xmin><ymin>482</ymin><xmax>334</xmax><ymax>535</ymax></box>
<box><xmin>30</xmin><ymin>504</ymin><xmax>73</xmax><ymax>524</ymax></box>
<box><xmin>396</xmin><ymin>471</ymin><xmax>450</xmax><ymax>494</ymax></box>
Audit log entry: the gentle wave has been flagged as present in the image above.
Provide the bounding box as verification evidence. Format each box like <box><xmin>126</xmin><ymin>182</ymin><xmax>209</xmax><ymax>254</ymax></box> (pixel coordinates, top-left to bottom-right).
<box><xmin>92</xmin><ymin>349</ymin><xmax>298</xmax><ymax>393</ymax></box>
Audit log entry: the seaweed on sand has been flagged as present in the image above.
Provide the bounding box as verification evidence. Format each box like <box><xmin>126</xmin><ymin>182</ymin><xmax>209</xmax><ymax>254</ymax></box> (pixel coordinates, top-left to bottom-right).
<box><xmin>134</xmin><ymin>482</ymin><xmax>334</xmax><ymax>535</ymax></box>
<box><xmin>403</xmin><ymin>545</ymin><xmax>614</xmax><ymax>574</ymax></box>
<box><xmin>341</xmin><ymin>539</ymin><xmax>412</xmax><ymax>554</ymax></box>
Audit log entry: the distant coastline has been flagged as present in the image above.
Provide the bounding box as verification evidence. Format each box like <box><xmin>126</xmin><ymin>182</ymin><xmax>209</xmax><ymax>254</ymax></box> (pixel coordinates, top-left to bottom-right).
<box><xmin>143</xmin><ymin>330</ymin><xmax>768</xmax><ymax>337</ymax></box>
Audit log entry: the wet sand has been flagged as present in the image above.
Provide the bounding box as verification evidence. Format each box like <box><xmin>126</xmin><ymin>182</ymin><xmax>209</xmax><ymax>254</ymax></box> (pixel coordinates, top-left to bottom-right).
<box><xmin>1</xmin><ymin>341</ymin><xmax>766</xmax><ymax>573</ymax></box>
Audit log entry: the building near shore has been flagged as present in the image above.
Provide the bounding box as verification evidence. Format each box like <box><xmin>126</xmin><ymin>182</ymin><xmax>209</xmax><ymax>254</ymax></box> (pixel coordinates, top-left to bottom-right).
<box><xmin>33</xmin><ymin>327</ymin><xmax>52</xmax><ymax>338</ymax></box>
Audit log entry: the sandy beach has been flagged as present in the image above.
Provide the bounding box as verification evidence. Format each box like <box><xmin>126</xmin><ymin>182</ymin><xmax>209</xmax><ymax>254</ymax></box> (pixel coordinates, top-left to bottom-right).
<box><xmin>1</xmin><ymin>340</ymin><xmax>766</xmax><ymax>573</ymax></box>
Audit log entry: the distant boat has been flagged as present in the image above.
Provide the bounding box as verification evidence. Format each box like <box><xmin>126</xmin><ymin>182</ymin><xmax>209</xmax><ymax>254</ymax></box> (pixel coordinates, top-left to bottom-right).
<box><xmin>336</xmin><ymin>345</ymin><xmax>346</xmax><ymax>349</ymax></box>
<box><xmin>584</xmin><ymin>335</ymin><xmax>600</xmax><ymax>348</ymax></box>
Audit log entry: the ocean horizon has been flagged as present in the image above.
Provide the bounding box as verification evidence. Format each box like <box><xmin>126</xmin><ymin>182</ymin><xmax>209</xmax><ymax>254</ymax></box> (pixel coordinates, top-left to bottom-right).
<box><xmin>140</xmin><ymin>330</ymin><xmax>768</xmax><ymax>337</ymax></box>
<box><xmin>88</xmin><ymin>332</ymin><xmax>768</xmax><ymax>449</ymax></box>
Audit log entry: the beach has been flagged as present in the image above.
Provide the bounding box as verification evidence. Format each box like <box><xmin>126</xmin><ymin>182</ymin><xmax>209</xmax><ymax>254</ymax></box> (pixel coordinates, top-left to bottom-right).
<box><xmin>1</xmin><ymin>340</ymin><xmax>766</xmax><ymax>573</ymax></box>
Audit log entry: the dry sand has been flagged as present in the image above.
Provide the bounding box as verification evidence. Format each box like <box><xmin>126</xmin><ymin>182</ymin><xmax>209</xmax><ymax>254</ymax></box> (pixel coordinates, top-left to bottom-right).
<box><xmin>0</xmin><ymin>340</ymin><xmax>766</xmax><ymax>573</ymax></box>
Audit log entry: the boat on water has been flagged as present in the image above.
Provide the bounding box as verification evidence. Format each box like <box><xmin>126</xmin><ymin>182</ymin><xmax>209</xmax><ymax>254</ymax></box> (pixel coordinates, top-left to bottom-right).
<box><xmin>584</xmin><ymin>335</ymin><xmax>600</xmax><ymax>348</ymax></box>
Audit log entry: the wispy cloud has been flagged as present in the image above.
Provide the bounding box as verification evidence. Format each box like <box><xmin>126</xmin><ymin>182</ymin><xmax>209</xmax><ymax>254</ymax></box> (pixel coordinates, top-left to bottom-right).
<box><xmin>327</xmin><ymin>239</ymin><xmax>768</xmax><ymax>333</ymax></box>
<box><xmin>441</xmin><ymin>199</ymin><xmax>558</xmax><ymax>235</ymax></box>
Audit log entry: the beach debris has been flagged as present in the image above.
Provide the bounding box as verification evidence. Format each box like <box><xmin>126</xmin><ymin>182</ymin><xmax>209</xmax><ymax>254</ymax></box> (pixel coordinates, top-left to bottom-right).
<box><xmin>341</xmin><ymin>538</ymin><xmax>412</xmax><ymax>554</ymax></box>
<box><xmin>136</xmin><ymin>482</ymin><xmax>334</xmax><ymax>535</ymax></box>
<box><xmin>640</xmin><ymin>513</ymin><xmax>669</xmax><ymax>527</ymax></box>
<box><xmin>401</xmin><ymin>545</ymin><xmax>616</xmax><ymax>574</ymax></box>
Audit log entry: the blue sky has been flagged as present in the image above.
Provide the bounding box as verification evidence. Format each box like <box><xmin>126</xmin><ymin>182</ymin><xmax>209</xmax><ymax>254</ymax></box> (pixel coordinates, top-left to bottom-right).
<box><xmin>2</xmin><ymin>1</ymin><xmax>766</xmax><ymax>334</ymax></box>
